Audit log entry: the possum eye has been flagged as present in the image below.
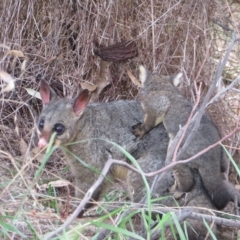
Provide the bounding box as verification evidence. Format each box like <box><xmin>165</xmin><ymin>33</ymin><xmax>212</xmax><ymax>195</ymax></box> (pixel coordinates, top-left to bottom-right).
<box><xmin>38</xmin><ymin>119</ymin><xmax>44</xmax><ymax>130</ymax></box>
<box><xmin>54</xmin><ymin>123</ymin><xmax>65</xmax><ymax>135</ymax></box>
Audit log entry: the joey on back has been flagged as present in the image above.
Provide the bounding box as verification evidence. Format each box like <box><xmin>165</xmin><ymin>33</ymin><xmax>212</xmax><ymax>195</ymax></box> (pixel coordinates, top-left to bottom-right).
<box><xmin>37</xmin><ymin>80</ymin><xmax>169</xmax><ymax>215</ymax></box>
<box><xmin>132</xmin><ymin>65</ymin><xmax>182</xmax><ymax>139</ymax></box>
<box><xmin>134</xmin><ymin>65</ymin><xmax>240</xmax><ymax>210</ymax></box>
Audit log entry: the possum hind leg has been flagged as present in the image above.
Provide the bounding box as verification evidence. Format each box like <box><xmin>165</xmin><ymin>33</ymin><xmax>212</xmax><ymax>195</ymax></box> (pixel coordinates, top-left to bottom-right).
<box><xmin>132</xmin><ymin>110</ymin><xmax>157</xmax><ymax>139</ymax></box>
<box><xmin>171</xmin><ymin>164</ymin><xmax>195</xmax><ymax>194</ymax></box>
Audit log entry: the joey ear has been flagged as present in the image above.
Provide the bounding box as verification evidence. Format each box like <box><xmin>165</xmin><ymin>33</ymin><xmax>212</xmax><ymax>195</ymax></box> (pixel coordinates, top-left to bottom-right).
<box><xmin>139</xmin><ymin>65</ymin><xmax>151</xmax><ymax>85</ymax></box>
<box><xmin>40</xmin><ymin>80</ymin><xmax>57</xmax><ymax>104</ymax></box>
<box><xmin>169</xmin><ymin>73</ymin><xmax>183</xmax><ymax>87</ymax></box>
<box><xmin>73</xmin><ymin>89</ymin><xmax>89</xmax><ymax>115</ymax></box>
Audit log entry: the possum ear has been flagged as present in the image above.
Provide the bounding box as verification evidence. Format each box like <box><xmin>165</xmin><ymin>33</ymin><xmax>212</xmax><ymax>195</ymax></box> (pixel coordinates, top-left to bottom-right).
<box><xmin>169</xmin><ymin>73</ymin><xmax>183</xmax><ymax>87</ymax></box>
<box><xmin>139</xmin><ymin>65</ymin><xmax>152</xmax><ymax>85</ymax></box>
<box><xmin>73</xmin><ymin>89</ymin><xmax>89</xmax><ymax>116</ymax></box>
<box><xmin>40</xmin><ymin>80</ymin><xmax>58</xmax><ymax>105</ymax></box>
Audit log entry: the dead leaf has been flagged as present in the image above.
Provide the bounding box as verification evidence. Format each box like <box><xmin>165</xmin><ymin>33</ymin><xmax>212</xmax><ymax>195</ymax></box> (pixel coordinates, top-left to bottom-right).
<box><xmin>126</xmin><ymin>67</ymin><xmax>141</xmax><ymax>87</ymax></box>
<box><xmin>0</xmin><ymin>70</ymin><xmax>15</xmax><ymax>92</ymax></box>
<box><xmin>47</xmin><ymin>180</ymin><xmax>71</xmax><ymax>188</ymax></box>
<box><xmin>6</xmin><ymin>49</ymin><xmax>25</xmax><ymax>58</ymax></box>
<box><xmin>96</xmin><ymin>60</ymin><xmax>111</xmax><ymax>94</ymax></box>
<box><xmin>21</xmin><ymin>59</ymin><xmax>28</xmax><ymax>72</ymax></box>
<box><xmin>19</xmin><ymin>138</ymin><xmax>28</xmax><ymax>156</ymax></box>
<box><xmin>39</xmin><ymin>180</ymin><xmax>71</xmax><ymax>191</ymax></box>
<box><xmin>14</xmin><ymin>114</ymin><xmax>19</xmax><ymax>136</ymax></box>
<box><xmin>25</xmin><ymin>88</ymin><xmax>41</xmax><ymax>100</ymax></box>
<box><xmin>80</xmin><ymin>82</ymin><xmax>97</xmax><ymax>92</ymax></box>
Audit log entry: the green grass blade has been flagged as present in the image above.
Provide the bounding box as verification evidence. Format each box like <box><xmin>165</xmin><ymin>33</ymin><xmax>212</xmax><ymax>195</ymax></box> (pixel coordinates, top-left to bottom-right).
<box><xmin>93</xmin><ymin>222</ymin><xmax>145</xmax><ymax>240</ymax></box>
<box><xmin>171</xmin><ymin>212</ymin><xmax>186</xmax><ymax>240</ymax></box>
<box><xmin>34</xmin><ymin>133</ymin><xmax>57</xmax><ymax>181</ymax></box>
<box><xmin>203</xmin><ymin>218</ymin><xmax>217</xmax><ymax>240</ymax></box>
<box><xmin>221</xmin><ymin>144</ymin><xmax>240</xmax><ymax>176</ymax></box>
<box><xmin>0</xmin><ymin>220</ymin><xmax>26</xmax><ymax>238</ymax></box>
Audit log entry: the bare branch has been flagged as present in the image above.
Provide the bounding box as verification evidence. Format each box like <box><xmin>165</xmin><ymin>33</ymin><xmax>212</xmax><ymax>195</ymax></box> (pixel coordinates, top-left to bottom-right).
<box><xmin>206</xmin><ymin>74</ymin><xmax>240</xmax><ymax>108</ymax></box>
<box><xmin>171</xmin><ymin>82</ymin><xmax>202</xmax><ymax>163</ymax></box>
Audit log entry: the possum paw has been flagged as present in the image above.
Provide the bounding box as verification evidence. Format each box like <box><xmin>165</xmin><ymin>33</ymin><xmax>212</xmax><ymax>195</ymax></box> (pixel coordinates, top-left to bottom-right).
<box><xmin>169</xmin><ymin>181</ymin><xmax>185</xmax><ymax>199</ymax></box>
<box><xmin>132</xmin><ymin>123</ymin><xmax>146</xmax><ymax>139</ymax></box>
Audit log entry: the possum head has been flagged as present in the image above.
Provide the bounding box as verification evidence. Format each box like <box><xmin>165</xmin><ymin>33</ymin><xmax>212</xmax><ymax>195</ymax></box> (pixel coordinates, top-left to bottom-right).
<box><xmin>37</xmin><ymin>80</ymin><xmax>89</xmax><ymax>148</ymax></box>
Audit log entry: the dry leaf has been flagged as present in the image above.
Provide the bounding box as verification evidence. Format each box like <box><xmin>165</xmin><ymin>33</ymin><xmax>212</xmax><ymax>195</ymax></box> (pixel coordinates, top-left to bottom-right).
<box><xmin>6</xmin><ymin>49</ymin><xmax>25</xmax><ymax>58</ymax></box>
<box><xmin>47</xmin><ymin>180</ymin><xmax>70</xmax><ymax>188</ymax></box>
<box><xmin>0</xmin><ymin>70</ymin><xmax>15</xmax><ymax>92</ymax></box>
<box><xmin>126</xmin><ymin>67</ymin><xmax>141</xmax><ymax>87</ymax></box>
<box><xmin>96</xmin><ymin>60</ymin><xmax>111</xmax><ymax>94</ymax></box>
<box><xmin>19</xmin><ymin>138</ymin><xmax>28</xmax><ymax>156</ymax></box>
<box><xmin>21</xmin><ymin>59</ymin><xmax>28</xmax><ymax>72</ymax></box>
<box><xmin>39</xmin><ymin>180</ymin><xmax>70</xmax><ymax>191</ymax></box>
<box><xmin>14</xmin><ymin>114</ymin><xmax>19</xmax><ymax>136</ymax></box>
<box><xmin>25</xmin><ymin>88</ymin><xmax>41</xmax><ymax>100</ymax></box>
<box><xmin>80</xmin><ymin>82</ymin><xmax>97</xmax><ymax>92</ymax></box>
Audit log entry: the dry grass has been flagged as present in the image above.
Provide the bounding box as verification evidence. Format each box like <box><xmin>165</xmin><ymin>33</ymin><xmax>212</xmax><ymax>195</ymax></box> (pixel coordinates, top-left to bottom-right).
<box><xmin>0</xmin><ymin>0</ymin><xmax>240</xmax><ymax>238</ymax></box>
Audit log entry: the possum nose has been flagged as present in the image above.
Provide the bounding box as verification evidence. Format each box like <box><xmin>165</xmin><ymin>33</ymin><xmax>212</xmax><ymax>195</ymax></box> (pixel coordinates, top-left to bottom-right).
<box><xmin>38</xmin><ymin>137</ymin><xmax>48</xmax><ymax>148</ymax></box>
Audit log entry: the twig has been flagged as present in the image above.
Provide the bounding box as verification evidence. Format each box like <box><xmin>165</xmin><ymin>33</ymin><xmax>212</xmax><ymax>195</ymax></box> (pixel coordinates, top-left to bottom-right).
<box><xmin>193</xmin><ymin>40</ymin><xmax>212</xmax><ymax>83</ymax></box>
<box><xmin>206</xmin><ymin>74</ymin><xmax>240</xmax><ymax>108</ymax></box>
<box><xmin>171</xmin><ymin>82</ymin><xmax>202</xmax><ymax>163</ymax></box>
<box><xmin>212</xmin><ymin>19</ymin><xmax>233</xmax><ymax>32</ymax></box>
<box><xmin>224</xmin><ymin>0</ymin><xmax>240</xmax><ymax>36</ymax></box>
<box><xmin>158</xmin><ymin>207</ymin><xmax>240</xmax><ymax>228</ymax></box>
<box><xmin>189</xmin><ymin>210</ymin><xmax>240</xmax><ymax>228</ymax></box>
<box><xmin>150</xmin><ymin>0</ymin><xmax>155</xmax><ymax>69</ymax></box>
